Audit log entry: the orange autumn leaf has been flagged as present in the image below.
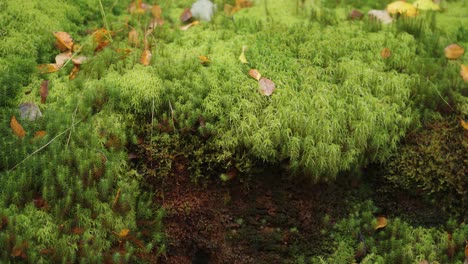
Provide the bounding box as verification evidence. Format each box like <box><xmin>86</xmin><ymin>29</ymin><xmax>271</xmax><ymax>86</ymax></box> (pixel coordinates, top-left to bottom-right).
<box><xmin>53</xmin><ymin>31</ymin><xmax>74</xmax><ymax>51</ymax></box>
<box><xmin>151</xmin><ymin>5</ymin><xmax>162</xmax><ymax>19</ymax></box>
<box><xmin>380</xmin><ymin>47</ymin><xmax>391</xmax><ymax>59</ymax></box>
<box><xmin>375</xmin><ymin>216</ymin><xmax>388</xmax><ymax>230</ymax></box>
<box><xmin>128</xmin><ymin>29</ymin><xmax>139</xmax><ymax>47</ymax></box>
<box><xmin>69</xmin><ymin>65</ymin><xmax>80</xmax><ymax>80</ymax></box>
<box><xmin>199</xmin><ymin>55</ymin><xmax>210</xmax><ymax>65</ymax></box>
<box><xmin>40</xmin><ymin>80</ymin><xmax>49</xmax><ymax>104</ymax></box>
<box><xmin>445</xmin><ymin>44</ymin><xmax>464</xmax><ymax>60</ymax></box>
<box><xmin>140</xmin><ymin>49</ymin><xmax>152</xmax><ymax>66</ymax></box>
<box><xmin>34</xmin><ymin>130</ymin><xmax>47</xmax><ymax>138</ymax></box>
<box><xmin>93</xmin><ymin>28</ymin><xmax>112</xmax><ymax>52</ymax></box>
<box><xmin>37</xmin><ymin>64</ymin><xmax>59</xmax><ymax>74</ymax></box>
<box><xmin>10</xmin><ymin>116</ymin><xmax>26</xmax><ymax>138</ymax></box>
<box><xmin>118</xmin><ymin>228</ymin><xmax>130</xmax><ymax>238</ymax></box>
<box><xmin>249</xmin><ymin>69</ymin><xmax>262</xmax><ymax>81</ymax></box>
<box><xmin>461</xmin><ymin>64</ymin><xmax>468</xmax><ymax>82</ymax></box>
<box><xmin>461</xmin><ymin>119</ymin><xmax>468</xmax><ymax>130</ymax></box>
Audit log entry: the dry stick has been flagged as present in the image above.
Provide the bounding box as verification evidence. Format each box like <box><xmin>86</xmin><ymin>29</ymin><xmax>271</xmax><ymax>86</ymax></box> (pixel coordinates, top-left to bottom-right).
<box><xmin>66</xmin><ymin>103</ymin><xmax>79</xmax><ymax>146</ymax></box>
<box><xmin>112</xmin><ymin>188</ymin><xmax>121</xmax><ymax>208</ymax></box>
<box><xmin>8</xmin><ymin>120</ymin><xmax>82</xmax><ymax>173</ymax></box>
<box><xmin>427</xmin><ymin>77</ymin><xmax>455</xmax><ymax>112</ymax></box>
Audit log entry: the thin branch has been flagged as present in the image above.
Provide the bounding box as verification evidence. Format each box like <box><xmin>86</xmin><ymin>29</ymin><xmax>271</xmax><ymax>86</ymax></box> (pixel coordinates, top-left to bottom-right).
<box><xmin>169</xmin><ymin>100</ymin><xmax>176</xmax><ymax>131</ymax></box>
<box><xmin>8</xmin><ymin>120</ymin><xmax>82</xmax><ymax>173</ymax></box>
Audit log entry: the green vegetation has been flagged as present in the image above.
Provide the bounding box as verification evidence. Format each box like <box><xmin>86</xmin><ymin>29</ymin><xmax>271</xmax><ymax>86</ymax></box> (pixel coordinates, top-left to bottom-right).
<box><xmin>0</xmin><ymin>0</ymin><xmax>467</xmax><ymax>262</ymax></box>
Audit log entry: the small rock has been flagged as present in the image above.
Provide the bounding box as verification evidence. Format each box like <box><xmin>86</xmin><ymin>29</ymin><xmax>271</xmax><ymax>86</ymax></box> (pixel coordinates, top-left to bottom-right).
<box><xmin>191</xmin><ymin>0</ymin><xmax>216</xmax><ymax>22</ymax></box>
<box><xmin>19</xmin><ymin>102</ymin><xmax>42</xmax><ymax>121</ymax></box>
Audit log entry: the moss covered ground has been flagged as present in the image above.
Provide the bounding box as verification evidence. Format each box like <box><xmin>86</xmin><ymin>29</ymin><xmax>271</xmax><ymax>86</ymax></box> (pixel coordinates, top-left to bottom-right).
<box><xmin>0</xmin><ymin>0</ymin><xmax>467</xmax><ymax>263</ymax></box>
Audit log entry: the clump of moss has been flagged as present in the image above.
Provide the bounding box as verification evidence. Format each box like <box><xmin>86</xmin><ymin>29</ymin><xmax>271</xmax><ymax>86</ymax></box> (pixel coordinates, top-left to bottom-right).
<box><xmin>382</xmin><ymin>118</ymin><xmax>467</xmax><ymax>218</ymax></box>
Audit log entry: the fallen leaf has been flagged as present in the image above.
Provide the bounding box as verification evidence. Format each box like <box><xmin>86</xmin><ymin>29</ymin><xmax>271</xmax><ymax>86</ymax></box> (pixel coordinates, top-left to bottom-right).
<box><xmin>368</xmin><ymin>10</ymin><xmax>393</xmax><ymax>24</ymax></box>
<box><xmin>348</xmin><ymin>9</ymin><xmax>364</xmax><ymax>20</ymax></box>
<box><xmin>258</xmin><ymin>77</ymin><xmax>275</xmax><ymax>96</ymax></box>
<box><xmin>11</xmin><ymin>241</ymin><xmax>28</xmax><ymax>259</ymax></box>
<box><xmin>93</xmin><ymin>28</ymin><xmax>112</xmax><ymax>52</ymax></box>
<box><xmin>413</xmin><ymin>0</ymin><xmax>440</xmax><ymax>11</ymax></box>
<box><xmin>375</xmin><ymin>216</ymin><xmax>387</xmax><ymax>230</ymax></box>
<box><xmin>53</xmin><ymin>31</ymin><xmax>74</xmax><ymax>51</ymax></box>
<box><xmin>40</xmin><ymin>80</ymin><xmax>49</xmax><ymax>104</ymax></box>
<box><xmin>151</xmin><ymin>5</ymin><xmax>162</xmax><ymax>19</ymax></box>
<box><xmin>118</xmin><ymin>228</ymin><xmax>130</xmax><ymax>238</ymax></box>
<box><xmin>249</xmin><ymin>69</ymin><xmax>261</xmax><ymax>80</ymax></box>
<box><xmin>180</xmin><ymin>20</ymin><xmax>200</xmax><ymax>30</ymax></box>
<box><xmin>34</xmin><ymin>130</ymin><xmax>47</xmax><ymax>138</ymax></box>
<box><xmin>239</xmin><ymin>45</ymin><xmax>248</xmax><ymax>64</ymax></box>
<box><xmin>180</xmin><ymin>8</ymin><xmax>193</xmax><ymax>23</ymax></box>
<box><xmin>128</xmin><ymin>29</ymin><xmax>139</xmax><ymax>47</ymax></box>
<box><xmin>55</xmin><ymin>51</ymin><xmax>72</xmax><ymax>68</ymax></box>
<box><xmin>199</xmin><ymin>55</ymin><xmax>210</xmax><ymax>65</ymax></box>
<box><xmin>386</xmin><ymin>1</ymin><xmax>418</xmax><ymax>17</ymax></box>
<box><xmin>69</xmin><ymin>65</ymin><xmax>80</xmax><ymax>80</ymax></box>
<box><xmin>71</xmin><ymin>56</ymin><xmax>87</xmax><ymax>65</ymax></box>
<box><xmin>37</xmin><ymin>64</ymin><xmax>59</xmax><ymax>74</ymax></box>
<box><xmin>19</xmin><ymin>102</ymin><xmax>42</xmax><ymax>121</ymax></box>
<box><xmin>445</xmin><ymin>44</ymin><xmax>464</xmax><ymax>60</ymax></box>
<box><xmin>461</xmin><ymin>119</ymin><xmax>468</xmax><ymax>130</ymax></box>
<box><xmin>140</xmin><ymin>49</ymin><xmax>152</xmax><ymax>66</ymax></box>
<box><xmin>10</xmin><ymin>116</ymin><xmax>26</xmax><ymax>138</ymax></box>
<box><xmin>380</xmin><ymin>47</ymin><xmax>391</xmax><ymax>59</ymax></box>
<box><xmin>461</xmin><ymin>64</ymin><xmax>468</xmax><ymax>82</ymax></box>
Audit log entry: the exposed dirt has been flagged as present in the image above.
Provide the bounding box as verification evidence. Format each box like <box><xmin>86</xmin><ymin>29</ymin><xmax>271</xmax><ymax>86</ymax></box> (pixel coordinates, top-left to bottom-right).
<box><xmin>152</xmin><ymin>158</ymin><xmax>349</xmax><ymax>264</ymax></box>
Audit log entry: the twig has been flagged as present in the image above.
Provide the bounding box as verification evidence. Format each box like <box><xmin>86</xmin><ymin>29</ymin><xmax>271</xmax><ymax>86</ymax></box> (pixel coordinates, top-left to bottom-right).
<box><xmin>426</xmin><ymin>78</ymin><xmax>455</xmax><ymax>112</ymax></box>
<box><xmin>8</xmin><ymin>120</ymin><xmax>82</xmax><ymax>173</ymax></box>
<box><xmin>67</xmin><ymin>103</ymin><xmax>79</xmax><ymax>146</ymax></box>
<box><xmin>112</xmin><ymin>188</ymin><xmax>121</xmax><ymax>208</ymax></box>
<box><xmin>169</xmin><ymin>100</ymin><xmax>176</xmax><ymax>131</ymax></box>
<box><xmin>98</xmin><ymin>0</ymin><xmax>113</xmax><ymax>42</ymax></box>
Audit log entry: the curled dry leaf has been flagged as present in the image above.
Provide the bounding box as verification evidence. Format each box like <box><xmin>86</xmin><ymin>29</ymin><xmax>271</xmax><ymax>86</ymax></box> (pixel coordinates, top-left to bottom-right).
<box><xmin>128</xmin><ymin>29</ymin><xmax>139</xmax><ymax>47</ymax></box>
<box><xmin>461</xmin><ymin>64</ymin><xmax>468</xmax><ymax>82</ymax></box>
<box><xmin>180</xmin><ymin>8</ymin><xmax>193</xmax><ymax>23</ymax></box>
<box><xmin>55</xmin><ymin>51</ymin><xmax>72</xmax><ymax>68</ymax></box>
<box><xmin>140</xmin><ymin>49</ymin><xmax>152</xmax><ymax>66</ymax></box>
<box><xmin>118</xmin><ymin>228</ymin><xmax>130</xmax><ymax>238</ymax></box>
<box><xmin>72</xmin><ymin>56</ymin><xmax>87</xmax><ymax>65</ymax></box>
<box><xmin>34</xmin><ymin>130</ymin><xmax>47</xmax><ymax>138</ymax></box>
<box><xmin>258</xmin><ymin>77</ymin><xmax>275</xmax><ymax>96</ymax></box>
<box><xmin>93</xmin><ymin>28</ymin><xmax>113</xmax><ymax>52</ymax></box>
<box><xmin>461</xmin><ymin>119</ymin><xmax>468</xmax><ymax>130</ymax></box>
<box><xmin>40</xmin><ymin>80</ymin><xmax>49</xmax><ymax>104</ymax></box>
<box><xmin>249</xmin><ymin>69</ymin><xmax>261</xmax><ymax>80</ymax></box>
<box><xmin>239</xmin><ymin>45</ymin><xmax>248</xmax><ymax>64</ymax></box>
<box><xmin>38</xmin><ymin>64</ymin><xmax>59</xmax><ymax>74</ymax></box>
<box><xmin>375</xmin><ymin>216</ymin><xmax>388</xmax><ymax>230</ymax></box>
<box><xmin>380</xmin><ymin>47</ymin><xmax>391</xmax><ymax>59</ymax></box>
<box><xmin>180</xmin><ymin>20</ymin><xmax>200</xmax><ymax>31</ymax></box>
<box><xmin>10</xmin><ymin>116</ymin><xmax>26</xmax><ymax>138</ymax></box>
<box><xmin>53</xmin><ymin>31</ymin><xmax>74</xmax><ymax>51</ymax></box>
<box><xmin>199</xmin><ymin>55</ymin><xmax>210</xmax><ymax>65</ymax></box>
<box><xmin>445</xmin><ymin>44</ymin><xmax>464</xmax><ymax>60</ymax></box>
<box><xmin>69</xmin><ymin>65</ymin><xmax>80</xmax><ymax>80</ymax></box>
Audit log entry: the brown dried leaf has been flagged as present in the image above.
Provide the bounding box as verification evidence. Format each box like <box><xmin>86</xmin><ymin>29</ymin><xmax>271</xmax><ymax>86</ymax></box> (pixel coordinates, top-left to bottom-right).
<box><xmin>249</xmin><ymin>69</ymin><xmax>262</xmax><ymax>80</ymax></box>
<box><xmin>348</xmin><ymin>9</ymin><xmax>364</xmax><ymax>20</ymax></box>
<box><xmin>10</xmin><ymin>116</ymin><xmax>26</xmax><ymax>138</ymax></box>
<box><xmin>55</xmin><ymin>51</ymin><xmax>72</xmax><ymax>68</ymax></box>
<box><xmin>375</xmin><ymin>216</ymin><xmax>387</xmax><ymax>230</ymax></box>
<box><xmin>93</xmin><ymin>28</ymin><xmax>113</xmax><ymax>52</ymax></box>
<box><xmin>380</xmin><ymin>47</ymin><xmax>391</xmax><ymax>59</ymax></box>
<box><xmin>151</xmin><ymin>5</ymin><xmax>162</xmax><ymax>19</ymax></box>
<box><xmin>445</xmin><ymin>44</ymin><xmax>464</xmax><ymax>60</ymax></box>
<box><xmin>69</xmin><ymin>65</ymin><xmax>80</xmax><ymax>80</ymax></box>
<box><xmin>140</xmin><ymin>49</ymin><xmax>152</xmax><ymax>66</ymax></box>
<box><xmin>40</xmin><ymin>80</ymin><xmax>49</xmax><ymax>104</ymax></box>
<box><xmin>258</xmin><ymin>77</ymin><xmax>275</xmax><ymax>96</ymax></box>
<box><xmin>72</xmin><ymin>56</ymin><xmax>87</xmax><ymax>65</ymax></box>
<box><xmin>53</xmin><ymin>31</ymin><xmax>74</xmax><ymax>51</ymax></box>
<box><xmin>128</xmin><ymin>29</ymin><xmax>139</xmax><ymax>47</ymax></box>
<box><xmin>72</xmin><ymin>227</ymin><xmax>84</xmax><ymax>235</ymax></box>
<box><xmin>461</xmin><ymin>64</ymin><xmax>468</xmax><ymax>82</ymax></box>
<box><xmin>461</xmin><ymin>119</ymin><xmax>468</xmax><ymax>130</ymax></box>
<box><xmin>34</xmin><ymin>130</ymin><xmax>47</xmax><ymax>138</ymax></box>
<box><xmin>180</xmin><ymin>8</ymin><xmax>193</xmax><ymax>23</ymax></box>
<box><xmin>37</xmin><ymin>64</ymin><xmax>59</xmax><ymax>74</ymax></box>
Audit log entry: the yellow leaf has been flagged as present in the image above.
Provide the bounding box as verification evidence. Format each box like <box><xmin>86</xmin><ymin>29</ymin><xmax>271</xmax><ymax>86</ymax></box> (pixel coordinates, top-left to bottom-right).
<box><xmin>140</xmin><ymin>49</ymin><xmax>152</xmax><ymax>66</ymax></box>
<box><xmin>380</xmin><ymin>47</ymin><xmax>391</xmax><ymax>59</ymax></box>
<box><xmin>69</xmin><ymin>65</ymin><xmax>80</xmax><ymax>80</ymax></box>
<box><xmin>37</xmin><ymin>64</ymin><xmax>59</xmax><ymax>74</ymax></box>
<box><xmin>180</xmin><ymin>20</ymin><xmax>199</xmax><ymax>31</ymax></box>
<box><xmin>10</xmin><ymin>116</ymin><xmax>26</xmax><ymax>138</ymax></box>
<box><xmin>445</xmin><ymin>44</ymin><xmax>464</xmax><ymax>60</ymax></box>
<box><xmin>461</xmin><ymin>64</ymin><xmax>468</xmax><ymax>82</ymax></box>
<box><xmin>53</xmin><ymin>31</ymin><xmax>74</xmax><ymax>51</ymax></box>
<box><xmin>118</xmin><ymin>228</ymin><xmax>130</xmax><ymax>238</ymax></box>
<box><xmin>460</xmin><ymin>119</ymin><xmax>468</xmax><ymax>130</ymax></box>
<box><xmin>386</xmin><ymin>1</ymin><xmax>418</xmax><ymax>17</ymax></box>
<box><xmin>239</xmin><ymin>45</ymin><xmax>248</xmax><ymax>64</ymax></box>
<box><xmin>249</xmin><ymin>69</ymin><xmax>262</xmax><ymax>80</ymax></box>
<box><xmin>34</xmin><ymin>130</ymin><xmax>47</xmax><ymax>138</ymax></box>
<box><xmin>375</xmin><ymin>216</ymin><xmax>388</xmax><ymax>230</ymax></box>
<box><xmin>151</xmin><ymin>5</ymin><xmax>162</xmax><ymax>19</ymax></box>
<box><xmin>199</xmin><ymin>55</ymin><xmax>210</xmax><ymax>65</ymax></box>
